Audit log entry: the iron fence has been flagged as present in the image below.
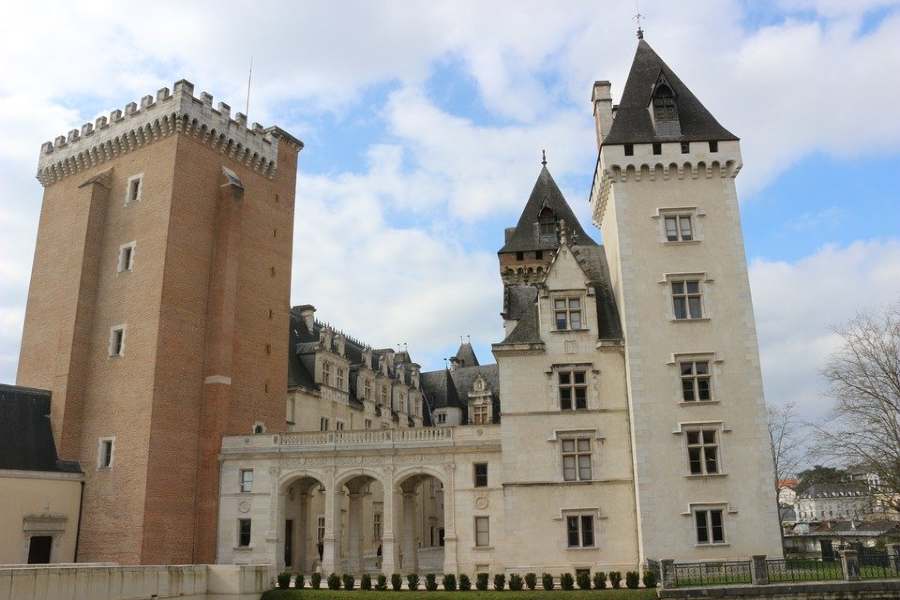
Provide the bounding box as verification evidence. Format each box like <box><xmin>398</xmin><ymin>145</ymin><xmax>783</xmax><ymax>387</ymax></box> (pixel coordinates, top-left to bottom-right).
<box><xmin>765</xmin><ymin>558</ymin><xmax>843</xmax><ymax>583</ymax></box>
<box><xmin>673</xmin><ymin>560</ymin><xmax>751</xmax><ymax>587</ymax></box>
<box><xmin>858</xmin><ymin>548</ymin><xmax>900</xmax><ymax>579</ymax></box>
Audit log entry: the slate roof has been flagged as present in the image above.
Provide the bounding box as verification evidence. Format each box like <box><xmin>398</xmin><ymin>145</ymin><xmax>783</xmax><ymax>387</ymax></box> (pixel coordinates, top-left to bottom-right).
<box><xmin>499</xmin><ymin>285</ymin><xmax>542</xmax><ymax>345</ymax></box>
<box><xmin>0</xmin><ymin>384</ymin><xmax>81</xmax><ymax>474</ymax></box>
<box><xmin>603</xmin><ymin>39</ymin><xmax>738</xmax><ymax>146</ymax></box>
<box><xmin>420</xmin><ymin>345</ymin><xmax>501</xmax><ymax>425</ymax></box>
<box><xmin>420</xmin><ymin>369</ymin><xmax>462</xmax><ymax>411</ymax></box>
<box><xmin>799</xmin><ymin>482</ymin><xmax>870</xmax><ymax>499</ymax></box>
<box><xmin>453</xmin><ymin>343</ymin><xmax>479</xmax><ymax>368</ymax></box>
<box><xmin>499</xmin><ymin>166</ymin><xmax>597</xmax><ymax>253</ymax></box>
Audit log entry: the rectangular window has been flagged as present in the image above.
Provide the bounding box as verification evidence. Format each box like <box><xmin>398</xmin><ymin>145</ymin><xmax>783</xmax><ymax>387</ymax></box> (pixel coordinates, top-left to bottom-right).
<box><xmin>516</xmin><ymin>251</ymin><xmax>524</xmax><ymax>261</ymax></box>
<box><xmin>624</xmin><ymin>143</ymin><xmax>634</xmax><ymax>156</ymax></box>
<box><xmin>475</xmin><ymin>516</ymin><xmax>490</xmax><ymax>547</ymax></box>
<box><xmin>238</xmin><ymin>519</ymin><xmax>252</xmax><ymax>547</ymax></box>
<box><xmin>117</xmin><ymin>242</ymin><xmax>135</xmax><ymax>272</ymax></box>
<box><xmin>681</xmin><ymin>141</ymin><xmax>690</xmax><ymax>154</ymax></box>
<box><xmin>381</xmin><ymin>385</ymin><xmax>388</xmax><ymax>406</ymax></box>
<box><xmin>336</xmin><ymin>367</ymin><xmax>344</xmax><ymax>390</ymax></box>
<box><xmin>364</xmin><ymin>379</ymin><xmax>372</xmax><ymax>401</ymax></box>
<box><xmin>680</xmin><ymin>361</ymin><xmax>711</xmax><ymax>402</ymax></box>
<box><xmin>562</xmin><ymin>437</ymin><xmax>592</xmax><ymax>481</ymax></box>
<box><xmin>373</xmin><ymin>512</ymin><xmax>382</xmax><ymax>540</ymax></box>
<box><xmin>558</xmin><ymin>369</ymin><xmax>588</xmax><ymax>410</ymax></box>
<box><xmin>336</xmin><ymin>421</ymin><xmax>344</xmax><ymax>431</ymax></box>
<box><xmin>709</xmin><ymin>140</ymin><xmax>719</xmax><ymax>153</ymax></box>
<box><xmin>554</xmin><ymin>297</ymin><xmax>583</xmax><ymax>330</ymax></box>
<box><xmin>98</xmin><ymin>438</ymin><xmax>114</xmax><ymax>469</ymax></box>
<box><xmin>320</xmin><ymin>417</ymin><xmax>329</xmax><ymax>431</ymax></box>
<box><xmin>535</xmin><ymin>250</ymin><xmax>543</xmax><ymax>260</ymax></box>
<box><xmin>322</xmin><ymin>361</ymin><xmax>331</xmax><ymax>386</ymax></box>
<box><xmin>365</xmin><ymin>419</ymin><xmax>372</xmax><ymax>429</ymax></box>
<box><xmin>474</xmin><ymin>463</ymin><xmax>488</xmax><ymax>488</ymax></box>
<box><xmin>108</xmin><ymin>326</ymin><xmax>125</xmax><ymax>357</ymax></box>
<box><xmin>652</xmin><ymin>142</ymin><xmax>662</xmax><ymax>155</ymax></box>
<box><xmin>687</xmin><ymin>429</ymin><xmax>719</xmax><ymax>474</ymax></box>
<box><xmin>125</xmin><ymin>174</ymin><xmax>143</xmax><ymax>205</ymax></box>
<box><xmin>317</xmin><ymin>516</ymin><xmax>325</xmax><ymax>543</ymax></box>
<box><xmin>672</xmin><ymin>280</ymin><xmax>703</xmax><ymax>319</ymax></box>
<box><xmin>472</xmin><ymin>404</ymin><xmax>489</xmax><ymax>425</ymax></box>
<box><xmin>664</xmin><ymin>214</ymin><xmax>693</xmax><ymax>242</ymax></box>
<box><xmin>695</xmin><ymin>509</ymin><xmax>725</xmax><ymax>544</ymax></box>
<box><xmin>566</xmin><ymin>515</ymin><xmax>595</xmax><ymax>547</ymax></box>
<box><xmin>239</xmin><ymin>469</ymin><xmax>253</xmax><ymax>493</ymax></box>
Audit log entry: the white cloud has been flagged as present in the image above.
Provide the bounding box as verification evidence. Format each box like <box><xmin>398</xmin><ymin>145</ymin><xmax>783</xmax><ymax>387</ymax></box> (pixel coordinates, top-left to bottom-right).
<box><xmin>750</xmin><ymin>239</ymin><xmax>900</xmax><ymax>422</ymax></box>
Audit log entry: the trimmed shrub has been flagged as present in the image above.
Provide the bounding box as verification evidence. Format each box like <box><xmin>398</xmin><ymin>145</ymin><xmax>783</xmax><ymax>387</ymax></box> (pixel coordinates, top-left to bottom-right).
<box><xmin>406</xmin><ymin>574</ymin><xmax>420</xmax><ymax>591</ymax></box>
<box><xmin>360</xmin><ymin>574</ymin><xmax>372</xmax><ymax>591</ymax></box>
<box><xmin>391</xmin><ymin>573</ymin><xmax>402</xmax><ymax>592</ymax></box>
<box><xmin>609</xmin><ymin>571</ymin><xmax>622</xmax><ymax>589</ymax></box>
<box><xmin>277</xmin><ymin>573</ymin><xmax>291</xmax><ymax>589</ymax></box>
<box><xmin>541</xmin><ymin>573</ymin><xmax>554</xmax><ymax>591</ymax></box>
<box><xmin>524</xmin><ymin>573</ymin><xmax>537</xmax><ymax>590</ymax></box>
<box><xmin>493</xmin><ymin>573</ymin><xmax>506</xmax><ymax>591</ymax></box>
<box><xmin>310</xmin><ymin>573</ymin><xmax>322</xmax><ymax>589</ymax></box>
<box><xmin>509</xmin><ymin>574</ymin><xmax>523</xmax><ymax>591</ymax></box>
<box><xmin>294</xmin><ymin>574</ymin><xmax>304</xmax><ymax>590</ymax></box>
<box><xmin>443</xmin><ymin>574</ymin><xmax>457</xmax><ymax>591</ymax></box>
<box><xmin>375</xmin><ymin>574</ymin><xmax>387</xmax><ymax>591</ymax></box>
<box><xmin>560</xmin><ymin>573</ymin><xmax>574</xmax><ymax>591</ymax></box>
<box><xmin>459</xmin><ymin>574</ymin><xmax>472</xmax><ymax>591</ymax></box>
<box><xmin>476</xmin><ymin>573</ymin><xmax>489</xmax><ymax>591</ymax></box>
<box><xmin>425</xmin><ymin>574</ymin><xmax>438</xmax><ymax>591</ymax></box>
<box><xmin>576</xmin><ymin>572</ymin><xmax>591</xmax><ymax>590</ymax></box>
<box><xmin>342</xmin><ymin>574</ymin><xmax>355</xmax><ymax>591</ymax></box>
<box><xmin>642</xmin><ymin>570</ymin><xmax>658</xmax><ymax>589</ymax></box>
<box><xmin>625</xmin><ymin>571</ymin><xmax>639</xmax><ymax>589</ymax></box>
<box><xmin>593</xmin><ymin>572</ymin><xmax>607</xmax><ymax>590</ymax></box>
<box><xmin>327</xmin><ymin>573</ymin><xmax>340</xmax><ymax>590</ymax></box>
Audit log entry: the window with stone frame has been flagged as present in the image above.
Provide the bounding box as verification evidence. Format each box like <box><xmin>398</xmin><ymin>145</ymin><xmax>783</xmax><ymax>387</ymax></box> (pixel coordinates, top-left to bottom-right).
<box><xmin>672</xmin><ymin>280</ymin><xmax>703</xmax><ymax>320</ymax></box>
<box><xmin>364</xmin><ymin>379</ymin><xmax>372</xmax><ymax>401</ymax></box>
<box><xmin>680</xmin><ymin>360</ymin><xmax>712</xmax><ymax>402</ymax></box>
<box><xmin>335</xmin><ymin>421</ymin><xmax>344</xmax><ymax>431</ymax></box>
<box><xmin>694</xmin><ymin>508</ymin><xmax>725</xmax><ymax>544</ymax></box>
<box><xmin>686</xmin><ymin>428</ymin><xmax>720</xmax><ymax>475</ymax></box>
<box><xmin>373</xmin><ymin>512</ymin><xmax>382</xmax><ymax>540</ymax></box>
<box><xmin>125</xmin><ymin>173</ymin><xmax>143</xmax><ymax>205</ymax></box>
<box><xmin>561</xmin><ymin>437</ymin><xmax>592</xmax><ymax>481</ymax></box>
<box><xmin>239</xmin><ymin>469</ymin><xmax>253</xmax><ymax>493</ymax></box>
<box><xmin>97</xmin><ymin>438</ymin><xmax>114</xmax><ymax>470</ymax></box>
<box><xmin>664</xmin><ymin>214</ymin><xmax>693</xmax><ymax>242</ymax></box>
<box><xmin>336</xmin><ymin>367</ymin><xmax>344</xmax><ymax>390</ymax></box>
<box><xmin>471</xmin><ymin>403</ymin><xmax>490</xmax><ymax>425</ymax></box>
<box><xmin>381</xmin><ymin>385</ymin><xmax>388</xmax><ymax>406</ymax></box>
<box><xmin>566</xmin><ymin>514</ymin><xmax>595</xmax><ymax>548</ymax></box>
<box><xmin>474</xmin><ymin>463</ymin><xmax>488</xmax><ymax>488</ymax></box>
<box><xmin>554</xmin><ymin>297</ymin><xmax>583</xmax><ymax>330</ymax></box>
<box><xmin>238</xmin><ymin>519</ymin><xmax>252</xmax><ymax>547</ymax></box>
<box><xmin>108</xmin><ymin>326</ymin><xmax>126</xmax><ymax>357</ymax></box>
<box><xmin>317</xmin><ymin>516</ymin><xmax>325</xmax><ymax>543</ymax></box>
<box><xmin>558</xmin><ymin>368</ymin><xmax>588</xmax><ymax>410</ymax></box>
<box><xmin>474</xmin><ymin>516</ymin><xmax>490</xmax><ymax>547</ymax></box>
<box><xmin>319</xmin><ymin>417</ymin><xmax>329</xmax><ymax>431</ymax></box>
<box><xmin>322</xmin><ymin>361</ymin><xmax>332</xmax><ymax>386</ymax></box>
<box><xmin>117</xmin><ymin>242</ymin><xmax>135</xmax><ymax>273</ymax></box>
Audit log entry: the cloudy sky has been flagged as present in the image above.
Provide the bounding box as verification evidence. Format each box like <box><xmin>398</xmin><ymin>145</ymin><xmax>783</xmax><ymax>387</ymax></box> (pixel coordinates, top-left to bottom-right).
<box><xmin>1</xmin><ymin>0</ymin><xmax>899</xmax><ymax>424</ymax></box>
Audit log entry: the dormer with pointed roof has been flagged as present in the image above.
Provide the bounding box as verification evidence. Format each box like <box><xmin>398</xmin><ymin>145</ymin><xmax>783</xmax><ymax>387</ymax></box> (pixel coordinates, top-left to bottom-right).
<box><xmin>499</xmin><ymin>165</ymin><xmax>597</xmax><ymax>284</ymax></box>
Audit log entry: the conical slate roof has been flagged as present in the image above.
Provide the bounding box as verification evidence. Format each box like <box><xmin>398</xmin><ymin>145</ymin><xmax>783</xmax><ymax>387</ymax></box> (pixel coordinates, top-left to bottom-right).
<box><xmin>499</xmin><ymin>166</ymin><xmax>597</xmax><ymax>253</ymax></box>
<box><xmin>453</xmin><ymin>342</ymin><xmax>480</xmax><ymax>368</ymax></box>
<box><xmin>603</xmin><ymin>39</ymin><xmax>738</xmax><ymax>145</ymax></box>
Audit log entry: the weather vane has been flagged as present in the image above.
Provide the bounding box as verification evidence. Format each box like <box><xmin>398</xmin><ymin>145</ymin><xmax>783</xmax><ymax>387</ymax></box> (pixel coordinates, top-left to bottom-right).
<box><xmin>541</xmin><ymin>149</ymin><xmax>547</xmax><ymax>166</ymax></box>
<box><xmin>634</xmin><ymin>0</ymin><xmax>644</xmax><ymax>39</ymax></box>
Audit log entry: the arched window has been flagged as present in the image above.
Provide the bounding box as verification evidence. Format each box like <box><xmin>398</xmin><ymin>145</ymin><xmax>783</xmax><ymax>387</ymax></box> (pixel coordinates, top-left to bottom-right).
<box><xmin>653</xmin><ymin>85</ymin><xmax>677</xmax><ymax>121</ymax></box>
<box><xmin>538</xmin><ymin>206</ymin><xmax>557</xmax><ymax>243</ymax></box>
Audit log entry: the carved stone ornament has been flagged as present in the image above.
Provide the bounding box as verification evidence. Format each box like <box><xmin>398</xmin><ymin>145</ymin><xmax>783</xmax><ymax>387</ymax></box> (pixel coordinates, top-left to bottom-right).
<box><xmin>238</xmin><ymin>501</ymin><xmax>251</xmax><ymax>514</ymax></box>
<box><xmin>475</xmin><ymin>496</ymin><xmax>489</xmax><ymax>510</ymax></box>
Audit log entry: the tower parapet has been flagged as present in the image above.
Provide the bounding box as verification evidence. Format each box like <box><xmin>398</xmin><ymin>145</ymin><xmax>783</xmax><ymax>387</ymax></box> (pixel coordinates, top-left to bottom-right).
<box><xmin>36</xmin><ymin>79</ymin><xmax>302</xmax><ymax>186</ymax></box>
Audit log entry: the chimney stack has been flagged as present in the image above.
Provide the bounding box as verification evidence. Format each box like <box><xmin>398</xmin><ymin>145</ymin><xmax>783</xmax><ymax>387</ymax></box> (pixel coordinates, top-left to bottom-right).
<box><xmin>592</xmin><ymin>80</ymin><xmax>613</xmax><ymax>150</ymax></box>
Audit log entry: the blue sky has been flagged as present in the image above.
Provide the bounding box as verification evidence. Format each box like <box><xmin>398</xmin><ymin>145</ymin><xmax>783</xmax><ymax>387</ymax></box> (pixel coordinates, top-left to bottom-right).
<box><xmin>0</xmin><ymin>0</ymin><xmax>898</xmax><ymax>424</ymax></box>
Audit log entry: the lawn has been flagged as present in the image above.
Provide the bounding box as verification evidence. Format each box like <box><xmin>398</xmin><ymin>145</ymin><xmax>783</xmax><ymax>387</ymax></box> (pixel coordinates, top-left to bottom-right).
<box><xmin>262</xmin><ymin>591</ymin><xmax>657</xmax><ymax>600</ymax></box>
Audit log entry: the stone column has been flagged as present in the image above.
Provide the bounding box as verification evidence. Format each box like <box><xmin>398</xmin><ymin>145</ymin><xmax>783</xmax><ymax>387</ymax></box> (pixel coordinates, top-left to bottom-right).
<box><xmin>322</xmin><ymin>480</ymin><xmax>342</xmax><ymax>574</ymax></box>
<box><xmin>381</xmin><ymin>480</ymin><xmax>397</xmax><ymax>576</ymax></box>
<box><xmin>661</xmin><ymin>559</ymin><xmax>675</xmax><ymax>589</ymax></box>
<box><xmin>442</xmin><ymin>466</ymin><xmax>458</xmax><ymax>575</ymax></box>
<box><xmin>297</xmin><ymin>492</ymin><xmax>309</xmax><ymax>573</ymax></box>
<box><xmin>401</xmin><ymin>490</ymin><xmax>418</xmax><ymax>573</ymax></box>
<box><xmin>750</xmin><ymin>555</ymin><xmax>768</xmax><ymax>585</ymax></box>
<box><xmin>840</xmin><ymin>549</ymin><xmax>860</xmax><ymax>581</ymax></box>
<box><xmin>347</xmin><ymin>491</ymin><xmax>364</xmax><ymax>574</ymax></box>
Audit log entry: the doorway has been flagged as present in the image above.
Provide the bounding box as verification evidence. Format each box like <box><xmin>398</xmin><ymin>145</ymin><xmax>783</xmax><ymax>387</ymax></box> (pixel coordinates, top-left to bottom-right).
<box><xmin>27</xmin><ymin>536</ymin><xmax>52</xmax><ymax>564</ymax></box>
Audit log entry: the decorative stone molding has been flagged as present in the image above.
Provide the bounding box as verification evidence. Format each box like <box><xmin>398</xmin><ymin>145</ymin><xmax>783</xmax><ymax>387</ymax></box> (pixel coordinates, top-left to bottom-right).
<box><xmin>36</xmin><ymin>79</ymin><xmax>302</xmax><ymax>187</ymax></box>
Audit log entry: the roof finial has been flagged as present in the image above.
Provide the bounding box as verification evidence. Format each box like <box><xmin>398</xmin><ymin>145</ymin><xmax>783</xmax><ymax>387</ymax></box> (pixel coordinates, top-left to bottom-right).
<box><xmin>541</xmin><ymin>149</ymin><xmax>547</xmax><ymax>166</ymax></box>
<box><xmin>634</xmin><ymin>0</ymin><xmax>644</xmax><ymax>40</ymax></box>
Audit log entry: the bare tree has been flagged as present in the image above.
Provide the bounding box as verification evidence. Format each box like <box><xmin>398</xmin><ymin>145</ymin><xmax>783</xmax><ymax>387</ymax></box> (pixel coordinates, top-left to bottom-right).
<box><xmin>768</xmin><ymin>400</ymin><xmax>807</xmax><ymax>495</ymax></box>
<box><xmin>816</xmin><ymin>304</ymin><xmax>900</xmax><ymax>512</ymax></box>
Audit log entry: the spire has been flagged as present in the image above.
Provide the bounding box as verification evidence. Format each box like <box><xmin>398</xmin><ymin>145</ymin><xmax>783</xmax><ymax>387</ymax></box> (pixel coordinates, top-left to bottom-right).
<box><xmin>634</xmin><ymin>2</ymin><xmax>644</xmax><ymax>40</ymax></box>
<box><xmin>602</xmin><ymin>40</ymin><xmax>738</xmax><ymax>146</ymax></box>
<box><xmin>541</xmin><ymin>149</ymin><xmax>547</xmax><ymax>166</ymax></box>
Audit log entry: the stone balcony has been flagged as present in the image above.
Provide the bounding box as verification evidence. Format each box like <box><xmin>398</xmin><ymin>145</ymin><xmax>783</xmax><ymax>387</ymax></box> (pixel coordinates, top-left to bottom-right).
<box><xmin>221</xmin><ymin>425</ymin><xmax>501</xmax><ymax>455</ymax></box>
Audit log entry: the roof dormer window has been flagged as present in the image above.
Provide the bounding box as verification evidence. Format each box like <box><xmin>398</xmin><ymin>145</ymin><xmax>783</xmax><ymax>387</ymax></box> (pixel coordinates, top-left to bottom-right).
<box><xmin>537</xmin><ymin>206</ymin><xmax>557</xmax><ymax>244</ymax></box>
<box><xmin>652</xmin><ymin>85</ymin><xmax>677</xmax><ymax>121</ymax></box>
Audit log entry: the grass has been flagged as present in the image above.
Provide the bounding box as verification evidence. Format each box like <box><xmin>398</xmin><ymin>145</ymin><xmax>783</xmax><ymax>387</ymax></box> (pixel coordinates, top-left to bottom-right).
<box><xmin>261</xmin><ymin>590</ymin><xmax>657</xmax><ymax>600</ymax></box>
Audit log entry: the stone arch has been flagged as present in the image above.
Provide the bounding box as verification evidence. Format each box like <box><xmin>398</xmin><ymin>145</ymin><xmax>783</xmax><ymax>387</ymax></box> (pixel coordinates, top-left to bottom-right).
<box><xmin>334</xmin><ymin>468</ymin><xmax>389</xmax><ymax>574</ymax></box>
<box><xmin>392</xmin><ymin>466</ymin><xmax>449</xmax><ymax>574</ymax></box>
<box><xmin>278</xmin><ymin>471</ymin><xmax>328</xmax><ymax>573</ymax></box>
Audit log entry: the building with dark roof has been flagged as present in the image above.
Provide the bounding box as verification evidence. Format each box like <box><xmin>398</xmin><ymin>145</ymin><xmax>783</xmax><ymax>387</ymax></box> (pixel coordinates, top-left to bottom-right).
<box><xmin>0</xmin><ymin>384</ymin><xmax>83</xmax><ymax>564</ymax></box>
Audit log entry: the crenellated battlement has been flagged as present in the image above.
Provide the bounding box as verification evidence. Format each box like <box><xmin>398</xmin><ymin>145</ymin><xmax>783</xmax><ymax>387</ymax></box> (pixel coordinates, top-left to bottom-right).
<box><xmin>36</xmin><ymin>79</ymin><xmax>302</xmax><ymax>187</ymax></box>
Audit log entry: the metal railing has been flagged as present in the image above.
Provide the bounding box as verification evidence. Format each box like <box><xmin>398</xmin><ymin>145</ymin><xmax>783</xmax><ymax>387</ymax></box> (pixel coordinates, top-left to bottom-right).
<box><xmin>859</xmin><ymin>549</ymin><xmax>900</xmax><ymax>579</ymax></box>
<box><xmin>765</xmin><ymin>558</ymin><xmax>843</xmax><ymax>583</ymax></box>
<box><xmin>673</xmin><ymin>560</ymin><xmax>751</xmax><ymax>587</ymax></box>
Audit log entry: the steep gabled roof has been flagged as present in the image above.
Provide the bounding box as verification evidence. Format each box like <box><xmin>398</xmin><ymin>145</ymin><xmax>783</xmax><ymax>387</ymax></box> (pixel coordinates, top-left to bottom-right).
<box><xmin>453</xmin><ymin>342</ymin><xmax>480</xmax><ymax>368</ymax></box>
<box><xmin>0</xmin><ymin>385</ymin><xmax>81</xmax><ymax>473</ymax></box>
<box><xmin>499</xmin><ymin>166</ymin><xmax>597</xmax><ymax>253</ymax></box>
<box><xmin>603</xmin><ymin>39</ymin><xmax>738</xmax><ymax>145</ymax></box>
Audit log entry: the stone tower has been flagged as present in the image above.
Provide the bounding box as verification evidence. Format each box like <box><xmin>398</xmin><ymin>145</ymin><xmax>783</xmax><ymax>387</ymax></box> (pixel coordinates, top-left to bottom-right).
<box><xmin>16</xmin><ymin>80</ymin><xmax>302</xmax><ymax>564</ymax></box>
<box><xmin>589</xmin><ymin>40</ymin><xmax>781</xmax><ymax>561</ymax></box>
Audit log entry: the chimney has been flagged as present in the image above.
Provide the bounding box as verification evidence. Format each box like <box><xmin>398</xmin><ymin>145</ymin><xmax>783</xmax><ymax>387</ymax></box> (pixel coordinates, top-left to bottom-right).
<box><xmin>449</xmin><ymin>356</ymin><xmax>461</xmax><ymax>372</ymax></box>
<box><xmin>504</xmin><ymin>227</ymin><xmax>516</xmax><ymax>245</ymax></box>
<box><xmin>592</xmin><ymin>80</ymin><xmax>613</xmax><ymax>150</ymax></box>
<box><xmin>298</xmin><ymin>305</ymin><xmax>316</xmax><ymax>330</ymax></box>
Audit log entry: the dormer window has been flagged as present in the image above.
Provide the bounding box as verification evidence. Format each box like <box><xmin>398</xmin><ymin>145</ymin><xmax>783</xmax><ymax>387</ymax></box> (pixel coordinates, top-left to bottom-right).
<box><xmin>652</xmin><ymin>85</ymin><xmax>677</xmax><ymax>121</ymax></box>
<box><xmin>538</xmin><ymin>207</ymin><xmax>557</xmax><ymax>244</ymax></box>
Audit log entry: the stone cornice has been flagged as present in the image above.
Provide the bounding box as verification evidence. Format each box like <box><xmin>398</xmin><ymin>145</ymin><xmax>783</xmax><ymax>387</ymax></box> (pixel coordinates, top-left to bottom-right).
<box><xmin>36</xmin><ymin>79</ymin><xmax>303</xmax><ymax>187</ymax></box>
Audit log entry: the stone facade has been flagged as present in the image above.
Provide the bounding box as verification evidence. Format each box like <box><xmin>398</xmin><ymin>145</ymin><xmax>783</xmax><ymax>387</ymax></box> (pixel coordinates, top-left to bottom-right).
<box><xmin>16</xmin><ymin>80</ymin><xmax>302</xmax><ymax>564</ymax></box>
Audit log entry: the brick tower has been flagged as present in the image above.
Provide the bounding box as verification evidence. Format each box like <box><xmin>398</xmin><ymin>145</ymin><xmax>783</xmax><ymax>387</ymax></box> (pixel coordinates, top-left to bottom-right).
<box><xmin>16</xmin><ymin>80</ymin><xmax>302</xmax><ymax>564</ymax></box>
